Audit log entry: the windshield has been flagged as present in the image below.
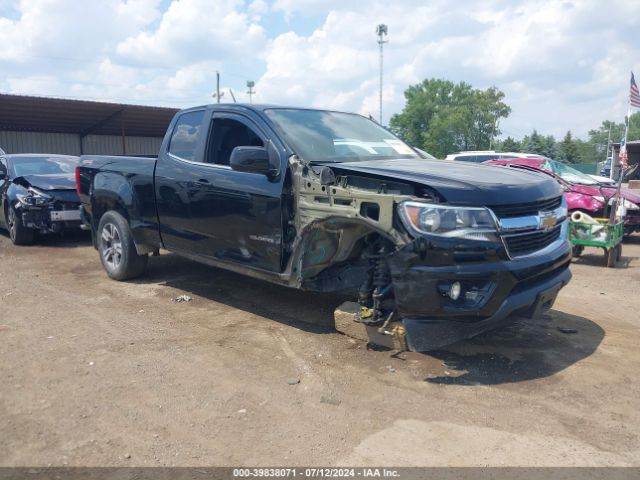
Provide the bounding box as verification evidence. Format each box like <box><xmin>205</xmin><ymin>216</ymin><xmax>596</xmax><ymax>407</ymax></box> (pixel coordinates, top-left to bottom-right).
<box><xmin>264</xmin><ymin>109</ymin><xmax>420</xmax><ymax>163</ymax></box>
<box><xmin>542</xmin><ymin>158</ymin><xmax>597</xmax><ymax>185</ymax></box>
<box><xmin>12</xmin><ymin>156</ymin><xmax>78</xmax><ymax>177</ymax></box>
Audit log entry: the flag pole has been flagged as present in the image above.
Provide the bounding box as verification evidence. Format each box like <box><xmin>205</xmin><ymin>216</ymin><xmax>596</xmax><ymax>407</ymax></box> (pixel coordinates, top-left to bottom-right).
<box><xmin>610</xmin><ymin>74</ymin><xmax>633</xmax><ymax>224</ymax></box>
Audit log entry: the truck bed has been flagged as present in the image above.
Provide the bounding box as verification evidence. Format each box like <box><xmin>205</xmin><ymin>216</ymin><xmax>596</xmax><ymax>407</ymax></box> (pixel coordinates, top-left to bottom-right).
<box><xmin>77</xmin><ymin>155</ymin><xmax>161</xmax><ymax>252</ymax></box>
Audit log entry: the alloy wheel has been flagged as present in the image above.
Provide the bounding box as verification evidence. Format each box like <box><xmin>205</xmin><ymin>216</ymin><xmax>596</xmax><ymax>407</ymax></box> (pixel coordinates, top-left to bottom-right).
<box><xmin>101</xmin><ymin>223</ymin><xmax>123</xmax><ymax>270</ymax></box>
<box><xmin>7</xmin><ymin>208</ymin><xmax>16</xmax><ymax>240</ymax></box>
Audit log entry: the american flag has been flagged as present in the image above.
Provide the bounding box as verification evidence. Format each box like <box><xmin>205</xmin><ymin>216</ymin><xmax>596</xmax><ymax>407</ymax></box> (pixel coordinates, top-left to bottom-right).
<box><xmin>619</xmin><ymin>136</ymin><xmax>628</xmax><ymax>169</ymax></box>
<box><xmin>631</xmin><ymin>72</ymin><xmax>640</xmax><ymax>109</ymax></box>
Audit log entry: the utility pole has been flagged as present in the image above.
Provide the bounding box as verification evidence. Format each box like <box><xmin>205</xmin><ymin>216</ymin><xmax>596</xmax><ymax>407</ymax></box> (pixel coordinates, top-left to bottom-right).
<box><xmin>604</xmin><ymin>122</ymin><xmax>612</xmax><ymax>177</ymax></box>
<box><xmin>246</xmin><ymin>81</ymin><xmax>255</xmax><ymax>104</ymax></box>
<box><xmin>212</xmin><ymin>71</ymin><xmax>224</xmax><ymax>103</ymax></box>
<box><xmin>489</xmin><ymin>117</ymin><xmax>498</xmax><ymax>150</ymax></box>
<box><xmin>376</xmin><ymin>24</ymin><xmax>388</xmax><ymax>125</ymax></box>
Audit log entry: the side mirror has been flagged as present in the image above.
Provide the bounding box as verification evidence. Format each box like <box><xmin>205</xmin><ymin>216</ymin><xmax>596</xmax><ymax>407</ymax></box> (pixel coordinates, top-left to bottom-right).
<box><xmin>230</xmin><ymin>146</ymin><xmax>278</xmax><ymax>177</ymax></box>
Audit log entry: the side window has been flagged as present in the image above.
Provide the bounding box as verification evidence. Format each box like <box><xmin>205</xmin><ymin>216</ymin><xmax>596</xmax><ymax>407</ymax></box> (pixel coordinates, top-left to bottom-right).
<box><xmin>207</xmin><ymin>118</ymin><xmax>264</xmax><ymax>166</ymax></box>
<box><xmin>0</xmin><ymin>158</ymin><xmax>7</xmax><ymax>177</ymax></box>
<box><xmin>168</xmin><ymin>110</ymin><xmax>205</xmax><ymax>161</ymax></box>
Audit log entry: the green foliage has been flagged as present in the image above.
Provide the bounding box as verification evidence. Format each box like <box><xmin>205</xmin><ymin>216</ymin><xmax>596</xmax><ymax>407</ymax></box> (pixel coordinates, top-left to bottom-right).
<box><xmin>559</xmin><ymin>131</ymin><xmax>580</xmax><ymax>163</ymax></box>
<box><xmin>519</xmin><ymin>130</ymin><xmax>560</xmax><ymax>159</ymax></box>
<box><xmin>389</xmin><ymin>79</ymin><xmax>511</xmax><ymax>158</ymax></box>
<box><xmin>498</xmin><ymin>136</ymin><xmax>521</xmax><ymax>152</ymax></box>
<box><xmin>389</xmin><ymin>76</ymin><xmax>640</xmax><ymax>165</ymax></box>
<box><xmin>496</xmin><ymin>113</ymin><xmax>640</xmax><ymax>165</ymax></box>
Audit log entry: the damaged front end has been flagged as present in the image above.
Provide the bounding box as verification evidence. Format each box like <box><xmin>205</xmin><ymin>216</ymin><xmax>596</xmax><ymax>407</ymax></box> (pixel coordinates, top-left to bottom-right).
<box><xmin>283</xmin><ymin>156</ymin><xmax>572</xmax><ymax>352</ymax></box>
<box><xmin>11</xmin><ymin>179</ymin><xmax>82</xmax><ymax>234</ymax></box>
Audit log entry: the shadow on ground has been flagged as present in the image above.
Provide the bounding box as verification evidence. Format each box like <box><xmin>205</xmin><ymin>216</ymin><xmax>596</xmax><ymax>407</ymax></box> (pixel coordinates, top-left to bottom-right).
<box><xmin>130</xmin><ymin>253</ymin><xmax>604</xmax><ymax>385</ymax></box>
<box><xmin>423</xmin><ymin>311</ymin><xmax>604</xmax><ymax>385</ymax></box>
<box><xmin>135</xmin><ymin>252</ymin><xmax>350</xmax><ymax>334</ymax></box>
<box><xmin>0</xmin><ymin>228</ymin><xmax>91</xmax><ymax>248</ymax></box>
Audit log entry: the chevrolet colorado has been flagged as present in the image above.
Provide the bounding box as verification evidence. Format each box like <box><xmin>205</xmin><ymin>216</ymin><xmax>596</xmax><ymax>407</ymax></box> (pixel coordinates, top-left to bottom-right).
<box><xmin>77</xmin><ymin>105</ymin><xmax>572</xmax><ymax>351</ymax></box>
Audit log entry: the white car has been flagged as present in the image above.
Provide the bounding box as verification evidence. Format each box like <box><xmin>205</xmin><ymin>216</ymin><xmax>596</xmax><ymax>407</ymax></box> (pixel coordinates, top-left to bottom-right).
<box><xmin>444</xmin><ymin>151</ymin><xmax>545</xmax><ymax>162</ymax></box>
<box><xmin>588</xmin><ymin>174</ymin><xmax>616</xmax><ymax>185</ymax></box>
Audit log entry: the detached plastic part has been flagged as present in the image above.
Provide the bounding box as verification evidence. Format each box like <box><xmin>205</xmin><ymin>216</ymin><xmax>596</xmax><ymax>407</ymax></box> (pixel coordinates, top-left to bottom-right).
<box><xmin>334</xmin><ymin>302</ymin><xmax>407</xmax><ymax>351</ymax></box>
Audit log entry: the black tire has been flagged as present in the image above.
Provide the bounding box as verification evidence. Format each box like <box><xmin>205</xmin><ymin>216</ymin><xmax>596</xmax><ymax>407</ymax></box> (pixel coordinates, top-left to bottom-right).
<box><xmin>606</xmin><ymin>244</ymin><xmax>622</xmax><ymax>268</ymax></box>
<box><xmin>571</xmin><ymin>245</ymin><xmax>584</xmax><ymax>257</ymax></box>
<box><xmin>97</xmin><ymin>211</ymin><xmax>148</xmax><ymax>280</ymax></box>
<box><xmin>7</xmin><ymin>206</ymin><xmax>35</xmax><ymax>245</ymax></box>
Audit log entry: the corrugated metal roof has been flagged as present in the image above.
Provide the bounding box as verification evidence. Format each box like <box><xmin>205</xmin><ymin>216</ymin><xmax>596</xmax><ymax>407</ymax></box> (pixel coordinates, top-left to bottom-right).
<box><xmin>0</xmin><ymin>94</ymin><xmax>179</xmax><ymax>137</ymax></box>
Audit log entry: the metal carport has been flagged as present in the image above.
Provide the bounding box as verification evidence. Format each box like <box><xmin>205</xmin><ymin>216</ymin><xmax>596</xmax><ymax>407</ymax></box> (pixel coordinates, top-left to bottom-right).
<box><xmin>0</xmin><ymin>94</ymin><xmax>179</xmax><ymax>156</ymax></box>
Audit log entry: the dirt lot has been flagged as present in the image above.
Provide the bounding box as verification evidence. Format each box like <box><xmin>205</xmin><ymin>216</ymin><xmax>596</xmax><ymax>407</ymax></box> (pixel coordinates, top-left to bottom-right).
<box><xmin>1</xmin><ymin>229</ymin><xmax>639</xmax><ymax>467</ymax></box>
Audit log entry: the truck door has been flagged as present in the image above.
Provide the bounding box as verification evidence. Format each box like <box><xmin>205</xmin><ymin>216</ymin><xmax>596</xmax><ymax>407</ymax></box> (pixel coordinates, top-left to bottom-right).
<box><xmin>156</xmin><ymin>110</ymin><xmax>285</xmax><ymax>273</ymax></box>
<box><xmin>155</xmin><ymin>109</ymin><xmax>208</xmax><ymax>253</ymax></box>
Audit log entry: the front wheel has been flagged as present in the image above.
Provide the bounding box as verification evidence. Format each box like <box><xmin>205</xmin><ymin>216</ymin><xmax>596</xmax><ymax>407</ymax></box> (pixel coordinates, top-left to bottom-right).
<box><xmin>97</xmin><ymin>211</ymin><xmax>148</xmax><ymax>280</ymax></box>
<box><xmin>7</xmin><ymin>206</ymin><xmax>35</xmax><ymax>245</ymax></box>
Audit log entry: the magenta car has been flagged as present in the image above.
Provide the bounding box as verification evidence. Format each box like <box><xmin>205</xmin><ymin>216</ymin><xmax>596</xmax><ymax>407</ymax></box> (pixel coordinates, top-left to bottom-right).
<box><xmin>485</xmin><ymin>157</ymin><xmax>640</xmax><ymax>235</ymax></box>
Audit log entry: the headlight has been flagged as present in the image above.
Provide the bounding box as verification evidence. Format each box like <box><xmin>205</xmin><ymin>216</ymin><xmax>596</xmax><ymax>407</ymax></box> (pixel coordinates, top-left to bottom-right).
<box><xmin>398</xmin><ymin>201</ymin><xmax>499</xmax><ymax>241</ymax></box>
<box><xmin>16</xmin><ymin>187</ymin><xmax>53</xmax><ymax>206</ymax></box>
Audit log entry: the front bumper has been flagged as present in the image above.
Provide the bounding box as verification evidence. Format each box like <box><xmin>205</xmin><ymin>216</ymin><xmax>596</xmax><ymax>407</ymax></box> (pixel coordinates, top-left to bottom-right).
<box><xmin>17</xmin><ymin>204</ymin><xmax>82</xmax><ymax>233</ymax></box>
<box><xmin>402</xmin><ymin>265</ymin><xmax>571</xmax><ymax>351</ymax></box>
<box><xmin>388</xmin><ymin>236</ymin><xmax>572</xmax><ymax>351</ymax></box>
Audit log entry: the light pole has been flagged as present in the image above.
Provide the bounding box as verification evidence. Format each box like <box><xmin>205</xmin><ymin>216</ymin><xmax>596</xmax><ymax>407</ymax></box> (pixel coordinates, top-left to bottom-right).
<box><xmin>376</xmin><ymin>24</ymin><xmax>388</xmax><ymax>125</ymax></box>
<box><xmin>212</xmin><ymin>71</ymin><xmax>224</xmax><ymax>103</ymax></box>
<box><xmin>246</xmin><ymin>81</ymin><xmax>255</xmax><ymax>104</ymax></box>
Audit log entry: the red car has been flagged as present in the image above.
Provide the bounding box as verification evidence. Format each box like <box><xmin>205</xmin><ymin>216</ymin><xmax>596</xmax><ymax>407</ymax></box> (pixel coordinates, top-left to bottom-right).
<box><xmin>484</xmin><ymin>157</ymin><xmax>640</xmax><ymax>235</ymax></box>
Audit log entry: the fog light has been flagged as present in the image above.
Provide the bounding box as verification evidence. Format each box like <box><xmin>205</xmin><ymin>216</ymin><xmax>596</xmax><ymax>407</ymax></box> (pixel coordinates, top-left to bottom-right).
<box><xmin>448</xmin><ymin>281</ymin><xmax>462</xmax><ymax>300</ymax></box>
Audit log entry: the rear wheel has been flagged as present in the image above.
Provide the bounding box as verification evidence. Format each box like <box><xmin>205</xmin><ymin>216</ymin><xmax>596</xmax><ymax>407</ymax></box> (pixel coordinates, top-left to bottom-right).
<box><xmin>606</xmin><ymin>243</ymin><xmax>622</xmax><ymax>268</ymax></box>
<box><xmin>97</xmin><ymin>211</ymin><xmax>148</xmax><ymax>280</ymax></box>
<box><xmin>7</xmin><ymin>206</ymin><xmax>35</xmax><ymax>245</ymax></box>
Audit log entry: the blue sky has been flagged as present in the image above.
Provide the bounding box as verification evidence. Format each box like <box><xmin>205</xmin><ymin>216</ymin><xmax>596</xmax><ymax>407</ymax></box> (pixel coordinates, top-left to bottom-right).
<box><xmin>1</xmin><ymin>0</ymin><xmax>639</xmax><ymax>141</ymax></box>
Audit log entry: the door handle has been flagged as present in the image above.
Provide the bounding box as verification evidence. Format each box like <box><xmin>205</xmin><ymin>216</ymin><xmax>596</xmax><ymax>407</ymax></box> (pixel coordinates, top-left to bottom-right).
<box><xmin>196</xmin><ymin>178</ymin><xmax>210</xmax><ymax>184</ymax></box>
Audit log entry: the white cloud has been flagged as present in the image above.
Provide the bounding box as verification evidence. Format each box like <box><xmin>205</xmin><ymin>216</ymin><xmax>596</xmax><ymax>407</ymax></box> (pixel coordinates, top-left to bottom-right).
<box><xmin>0</xmin><ymin>0</ymin><xmax>161</xmax><ymax>62</ymax></box>
<box><xmin>0</xmin><ymin>0</ymin><xmax>639</xmax><ymax>139</ymax></box>
<box><xmin>115</xmin><ymin>0</ymin><xmax>266</xmax><ymax>68</ymax></box>
<box><xmin>256</xmin><ymin>0</ymin><xmax>640</xmax><ymax>138</ymax></box>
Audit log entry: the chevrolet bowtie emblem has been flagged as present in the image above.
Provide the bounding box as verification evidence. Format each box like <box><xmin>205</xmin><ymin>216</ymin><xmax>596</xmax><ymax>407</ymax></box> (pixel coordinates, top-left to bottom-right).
<box><xmin>539</xmin><ymin>211</ymin><xmax>557</xmax><ymax>231</ymax></box>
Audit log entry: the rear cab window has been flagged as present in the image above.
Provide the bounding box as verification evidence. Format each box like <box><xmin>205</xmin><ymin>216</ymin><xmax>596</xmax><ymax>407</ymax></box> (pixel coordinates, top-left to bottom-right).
<box><xmin>168</xmin><ymin>110</ymin><xmax>205</xmax><ymax>161</ymax></box>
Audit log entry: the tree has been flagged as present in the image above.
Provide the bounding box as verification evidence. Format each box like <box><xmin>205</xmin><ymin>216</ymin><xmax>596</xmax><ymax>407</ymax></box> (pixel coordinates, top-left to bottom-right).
<box><xmin>389</xmin><ymin>79</ymin><xmax>511</xmax><ymax>158</ymax></box>
<box><xmin>581</xmin><ymin>113</ymin><xmax>640</xmax><ymax>164</ymax></box>
<box><xmin>587</xmin><ymin>120</ymin><xmax>626</xmax><ymax>162</ymax></box>
<box><xmin>520</xmin><ymin>130</ymin><xmax>559</xmax><ymax>159</ymax></box>
<box><xmin>558</xmin><ymin>131</ymin><xmax>580</xmax><ymax>163</ymax></box>
<box><xmin>499</xmin><ymin>136</ymin><xmax>521</xmax><ymax>152</ymax></box>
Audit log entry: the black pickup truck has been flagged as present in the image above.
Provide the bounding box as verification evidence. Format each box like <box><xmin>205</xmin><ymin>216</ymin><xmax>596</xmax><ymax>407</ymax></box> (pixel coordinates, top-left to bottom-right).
<box><xmin>77</xmin><ymin>105</ymin><xmax>572</xmax><ymax>351</ymax></box>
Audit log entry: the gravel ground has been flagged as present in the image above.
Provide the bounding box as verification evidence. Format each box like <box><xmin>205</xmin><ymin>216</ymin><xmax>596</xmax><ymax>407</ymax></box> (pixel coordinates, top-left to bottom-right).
<box><xmin>0</xmin><ymin>230</ymin><xmax>639</xmax><ymax>467</ymax></box>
